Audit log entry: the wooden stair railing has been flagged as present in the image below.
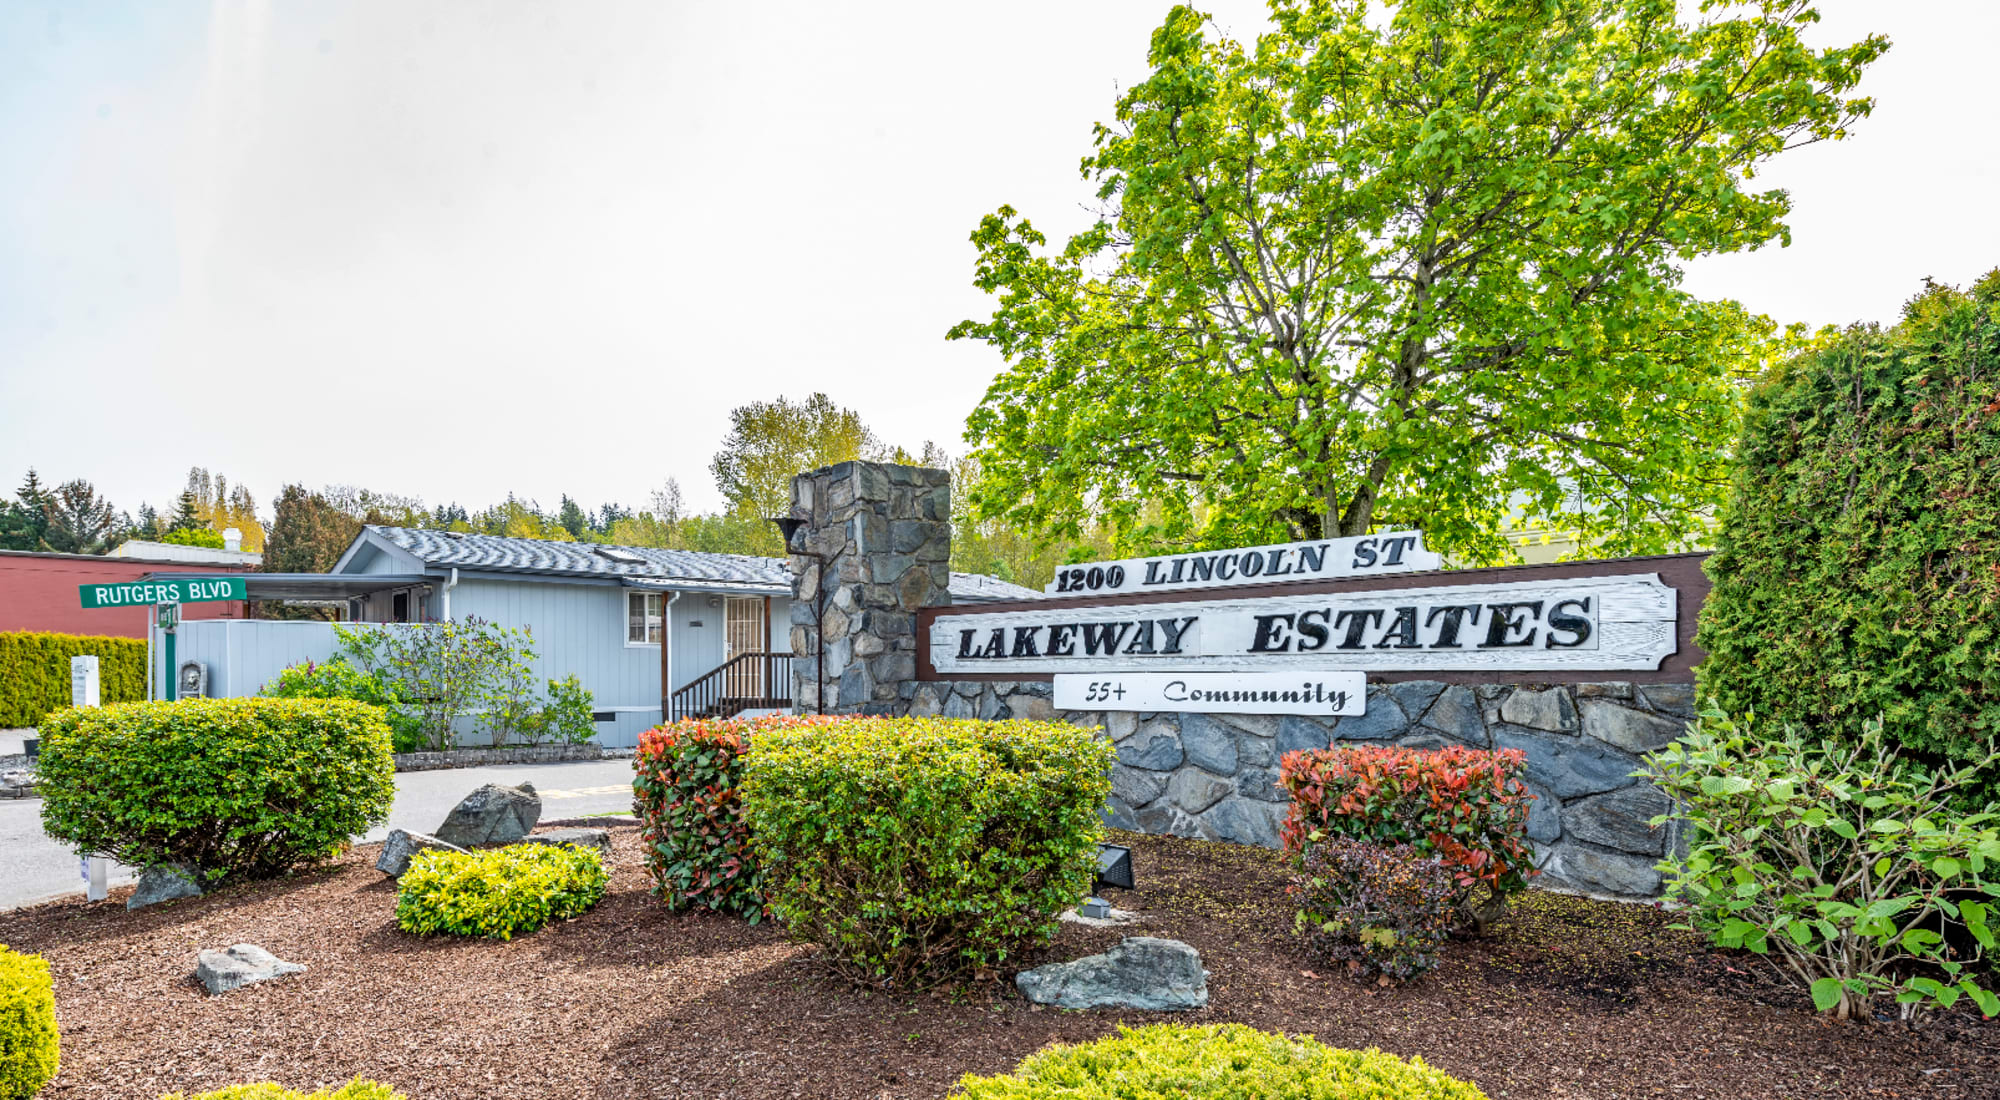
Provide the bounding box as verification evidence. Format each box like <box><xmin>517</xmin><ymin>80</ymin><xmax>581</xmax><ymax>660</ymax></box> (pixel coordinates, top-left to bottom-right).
<box><xmin>667</xmin><ymin>651</ymin><xmax>794</xmax><ymax>723</ymax></box>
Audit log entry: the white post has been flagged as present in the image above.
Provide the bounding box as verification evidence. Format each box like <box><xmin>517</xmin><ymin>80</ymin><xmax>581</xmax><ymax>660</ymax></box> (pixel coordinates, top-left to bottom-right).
<box><xmin>70</xmin><ymin>654</ymin><xmax>109</xmax><ymax>900</ymax></box>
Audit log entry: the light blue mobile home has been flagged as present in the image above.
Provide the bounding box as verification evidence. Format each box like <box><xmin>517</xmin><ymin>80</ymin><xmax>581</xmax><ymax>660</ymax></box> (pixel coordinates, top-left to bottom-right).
<box><xmin>166</xmin><ymin>526</ymin><xmax>1037</xmax><ymax>747</ymax></box>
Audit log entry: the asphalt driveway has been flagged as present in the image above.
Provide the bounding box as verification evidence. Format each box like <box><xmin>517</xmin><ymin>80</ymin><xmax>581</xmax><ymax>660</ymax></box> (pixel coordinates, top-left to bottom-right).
<box><xmin>0</xmin><ymin>757</ymin><xmax>639</xmax><ymax>911</ymax></box>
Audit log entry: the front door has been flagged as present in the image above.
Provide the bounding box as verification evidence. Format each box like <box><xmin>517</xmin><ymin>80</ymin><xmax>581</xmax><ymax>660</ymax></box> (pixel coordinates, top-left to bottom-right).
<box><xmin>723</xmin><ymin>597</ymin><xmax>767</xmax><ymax>698</ymax></box>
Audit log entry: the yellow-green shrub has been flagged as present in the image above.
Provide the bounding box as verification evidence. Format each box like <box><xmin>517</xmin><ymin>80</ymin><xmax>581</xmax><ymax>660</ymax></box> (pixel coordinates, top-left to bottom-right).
<box><xmin>953</xmin><ymin>1023</ymin><xmax>1487</xmax><ymax>1099</ymax></box>
<box><xmin>160</xmin><ymin>1080</ymin><xmax>402</xmax><ymax>1100</ymax></box>
<box><xmin>36</xmin><ymin>699</ymin><xmax>396</xmax><ymax>884</ymax></box>
<box><xmin>394</xmin><ymin>844</ymin><xmax>607</xmax><ymax>940</ymax></box>
<box><xmin>0</xmin><ymin>945</ymin><xmax>58</xmax><ymax>1100</ymax></box>
<box><xmin>741</xmin><ymin>717</ymin><xmax>1114</xmax><ymax>989</ymax></box>
<box><xmin>0</xmin><ymin>631</ymin><xmax>145</xmax><ymax>728</ymax></box>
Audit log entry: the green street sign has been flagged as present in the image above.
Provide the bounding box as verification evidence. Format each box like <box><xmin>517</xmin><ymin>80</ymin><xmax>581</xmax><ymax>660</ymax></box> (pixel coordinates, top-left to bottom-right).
<box><xmin>79</xmin><ymin>576</ymin><xmax>247</xmax><ymax>609</ymax></box>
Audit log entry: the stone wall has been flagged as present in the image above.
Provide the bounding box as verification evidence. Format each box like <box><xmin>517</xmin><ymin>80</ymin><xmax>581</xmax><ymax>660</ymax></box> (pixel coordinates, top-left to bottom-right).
<box><xmin>785</xmin><ymin>462</ymin><xmax>952</xmax><ymax>715</ymax></box>
<box><xmin>908</xmin><ymin>677</ymin><xmax>1689</xmax><ymax>899</ymax></box>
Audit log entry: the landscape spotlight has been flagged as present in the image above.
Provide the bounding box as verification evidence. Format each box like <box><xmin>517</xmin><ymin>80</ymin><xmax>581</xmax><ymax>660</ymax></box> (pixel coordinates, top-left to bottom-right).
<box><xmin>1094</xmin><ymin>843</ymin><xmax>1134</xmax><ymax>893</ymax></box>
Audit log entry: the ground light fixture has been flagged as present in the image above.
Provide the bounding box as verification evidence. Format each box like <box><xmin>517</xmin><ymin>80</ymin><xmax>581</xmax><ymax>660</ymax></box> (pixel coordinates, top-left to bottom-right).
<box><xmin>768</xmin><ymin>515</ymin><xmax>826</xmax><ymax>715</ymax></box>
<box><xmin>1079</xmin><ymin>843</ymin><xmax>1135</xmax><ymax>918</ymax></box>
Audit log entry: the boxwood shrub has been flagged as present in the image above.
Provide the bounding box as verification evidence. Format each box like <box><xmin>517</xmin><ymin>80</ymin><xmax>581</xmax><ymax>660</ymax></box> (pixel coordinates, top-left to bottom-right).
<box><xmin>632</xmin><ymin>713</ymin><xmax>836</xmax><ymax>921</ymax></box>
<box><xmin>394</xmin><ymin>844</ymin><xmax>607</xmax><ymax>940</ymax></box>
<box><xmin>160</xmin><ymin>1081</ymin><xmax>402</xmax><ymax>1100</ymax></box>
<box><xmin>741</xmin><ymin>717</ymin><xmax>1114</xmax><ymax>989</ymax></box>
<box><xmin>0</xmin><ymin>945</ymin><xmax>58</xmax><ymax>1100</ymax></box>
<box><xmin>0</xmin><ymin>631</ymin><xmax>145</xmax><ymax>728</ymax></box>
<box><xmin>36</xmin><ymin>698</ymin><xmax>396</xmax><ymax>884</ymax></box>
<box><xmin>1697</xmin><ymin>272</ymin><xmax>2000</xmax><ymax>798</ymax></box>
<box><xmin>952</xmin><ymin>1023</ymin><xmax>1487</xmax><ymax>1099</ymax></box>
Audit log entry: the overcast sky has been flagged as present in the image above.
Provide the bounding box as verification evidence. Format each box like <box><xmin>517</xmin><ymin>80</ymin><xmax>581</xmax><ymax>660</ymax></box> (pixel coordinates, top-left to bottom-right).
<box><xmin>2</xmin><ymin>1</ymin><xmax>1995</xmax><ymax>522</ymax></box>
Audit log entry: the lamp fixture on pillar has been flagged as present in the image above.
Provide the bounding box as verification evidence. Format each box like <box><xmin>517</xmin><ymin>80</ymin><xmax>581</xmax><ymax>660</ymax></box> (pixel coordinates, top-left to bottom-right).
<box><xmin>769</xmin><ymin>515</ymin><xmax>826</xmax><ymax>715</ymax></box>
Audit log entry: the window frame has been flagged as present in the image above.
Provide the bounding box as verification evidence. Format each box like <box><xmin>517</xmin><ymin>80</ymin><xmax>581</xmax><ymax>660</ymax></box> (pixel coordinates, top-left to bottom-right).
<box><xmin>625</xmin><ymin>590</ymin><xmax>664</xmax><ymax>647</ymax></box>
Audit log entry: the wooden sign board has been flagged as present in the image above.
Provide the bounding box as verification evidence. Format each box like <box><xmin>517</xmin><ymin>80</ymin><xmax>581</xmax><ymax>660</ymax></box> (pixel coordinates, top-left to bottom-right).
<box><xmin>1046</xmin><ymin>532</ymin><xmax>1443</xmax><ymax>596</ymax></box>
<box><xmin>932</xmin><ymin>572</ymin><xmax>1676</xmax><ymax>676</ymax></box>
<box><xmin>1054</xmin><ymin>670</ymin><xmax>1367</xmax><ymax>716</ymax></box>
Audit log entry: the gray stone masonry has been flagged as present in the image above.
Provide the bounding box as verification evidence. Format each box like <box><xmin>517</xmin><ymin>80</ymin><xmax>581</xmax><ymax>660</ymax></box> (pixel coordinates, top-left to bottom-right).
<box><xmin>907</xmin><ymin>678</ymin><xmax>1692</xmax><ymax>899</ymax></box>
<box><xmin>786</xmin><ymin>462</ymin><xmax>952</xmax><ymax>715</ymax></box>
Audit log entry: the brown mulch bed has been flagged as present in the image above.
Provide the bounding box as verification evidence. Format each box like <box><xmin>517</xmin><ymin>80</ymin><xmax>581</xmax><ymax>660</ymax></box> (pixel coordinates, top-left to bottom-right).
<box><xmin>3</xmin><ymin>829</ymin><xmax>1994</xmax><ymax>1099</ymax></box>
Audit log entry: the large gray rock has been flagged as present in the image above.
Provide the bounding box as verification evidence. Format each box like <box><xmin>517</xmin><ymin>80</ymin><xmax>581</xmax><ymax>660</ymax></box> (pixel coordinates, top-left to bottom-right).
<box><xmin>1546</xmin><ymin>846</ymin><xmax>1663</xmax><ymax>898</ymax></box>
<box><xmin>1179</xmin><ymin>714</ymin><xmax>1239</xmax><ymax>775</ymax></box>
<box><xmin>1133</xmin><ymin>802</ymin><xmax>1202</xmax><ymax>838</ymax></box>
<box><xmin>1500</xmin><ymin>688</ymin><xmax>1578</xmax><ymax>733</ymax></box>
<box><xmin>1385</xmin><ymin>680</ymin><xmax>1447</xmax><ymax>724</ymax></box>
<box><xmin>1166</xmin><ymin>769</ymin><xmax>1234</xmax><ymax>814</ymax></box>
<box><xmin>434</xmin><ymin>782</ymin><xmax>542</xmax><ymax>847</ymax></box>
<box><xmin>1579</xmin><ymin>700</ymin><xmax>1686</xmax><ymax>755</ymax></box>
<box><xmin>1637</xmin><ymin>683</ymin><xmax>1697</xmax><ymax>719</ymax></box>
<box><xmin>515</xmin><ymin>827</ymin><xmax>612</xmax><ymax>860</ymax></box>
<box><xmin>196</xmin><ymin>943</ymin><xmax>305</xmax><ymax>995</ymax></box>
<box><xmin>1111</xmin><ymin>764</ymin><xmax>1170</xmax><ymax>808</ymax></box>
<box><xmin>1233</xmin><ymin>762</ymin><xmax>1288</xmax><ymax>803</ymax></box>
<box><xmin>128</xmin><ymin>863</ymin><xmax>202</xmax><ymax>910</ymax></box>
<box><xmin>1015</xmin><ymin>937</ymin><xmax>1209</xmax><ymax>1011</ymax></box>
<box><xmin>1417</xmin><ymin>685</ymin><xmax>1487</xmax><ymax>744</ymax></box>
<box><xmin>1562</xmin><ymin>787</ymin><xmax>1670</xmax><ymax>855</ymax></box>
<box><xmin>1523</xmin><ymin>784</ymin><xmax>1563</xmax><ymax>844</ymax></box>
<box><xmin>1201</xmin><ymin>796</ymin><xmax>1284</xmax><ymax>848</ymax></box>
<box><xmin>1118</xmin><ymin>722</ymin><xmax>1184</xmax><ymax>772</ymax></box>
<box><xmin>1493</xmin><ymin>726</ymin><xmax>1639</xmax><ymax>800</ymax></box>
<box><xmin>1275</xmin><ymin>716</ymin><xmax>1334</xmax><ymax>758</ymax></box>
<box><xmin>1331</xmin><ymin>690</ymin><xmax>1407</xmax><ymax>740</ymax></box>
<box><xmin>375</xmin><ymin>829</ymin><xmax>468</xmax><ymax>877</ymax></box>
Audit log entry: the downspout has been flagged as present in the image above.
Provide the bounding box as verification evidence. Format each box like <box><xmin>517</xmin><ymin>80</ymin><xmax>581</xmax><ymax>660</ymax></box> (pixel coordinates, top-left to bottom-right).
<box><xmin>441</xmin><ymin>568</ymin><xmax>459</xmax><ymax>622</ymax></box>
<box><xmin>663</xmin><ymin>591</ymin><xmax>682</xmax><ymax>724</ymax></box>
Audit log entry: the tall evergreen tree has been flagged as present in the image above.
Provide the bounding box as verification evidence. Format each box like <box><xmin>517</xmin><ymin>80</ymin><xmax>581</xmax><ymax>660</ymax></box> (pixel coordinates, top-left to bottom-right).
<box><xmin>42</xmin><ymin>480</ymin><xmax>122</xmax><ymax>554</ymax></box>
<box><xmin>263</xmin><ymin>485</ymin><xmax>363</xmax><ymax>574</ymax></box>
<box><xmin>1</xmin><ymin>469</ymin><xmax>53</xmax><ymax>550</ymax></box>
<box><xmin>167</xmin><ymin>490</ymin><xmax>204</xmax><ymax>533</ymax></box>
<box><xmin>557</xmin><ymin>495</ymin><xmax>590</xmax><ymax>539</ymax></box>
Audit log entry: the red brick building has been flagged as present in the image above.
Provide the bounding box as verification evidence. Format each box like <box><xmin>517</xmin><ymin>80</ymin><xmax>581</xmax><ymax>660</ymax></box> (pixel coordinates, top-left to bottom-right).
<box><xmin>0</xmin><ymin>550</ymin><xmax>254</xmax><ymax>638</ymax></box>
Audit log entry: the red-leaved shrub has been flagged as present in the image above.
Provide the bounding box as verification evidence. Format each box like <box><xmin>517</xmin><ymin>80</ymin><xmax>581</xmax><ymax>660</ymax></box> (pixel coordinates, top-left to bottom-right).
<box><xmin>1279</xmin><ymin>743</ymin><xmax>1535</xmax><ymax>931</ymax></box>
<box><xmin>633</xmin><ymin>713</ymin><xmax>837</xmax><ymax>920</ymax></box>
<box><xmin>1291</xmin><ymin>837</ymin><xmax>1458</xmax><ymax>981</ymax></box>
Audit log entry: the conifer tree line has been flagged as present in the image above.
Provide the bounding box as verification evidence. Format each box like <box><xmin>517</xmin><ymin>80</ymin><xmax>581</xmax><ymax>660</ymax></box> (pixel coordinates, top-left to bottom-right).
<box><xmin>4</xmin><ymin>392</ymin><xmax>1091</xmax><ymax>588</ymax></box>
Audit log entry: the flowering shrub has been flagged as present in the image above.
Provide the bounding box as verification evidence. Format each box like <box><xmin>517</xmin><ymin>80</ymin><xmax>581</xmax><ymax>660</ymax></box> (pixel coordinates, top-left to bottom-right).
<box><xmin>952</xmin><ymin>1023</ymin><xmax>1487</xmax><ymax>1099</ymax></box>
<box><xmin>742</xmin><ymin>718</ymin><xmax>1114</xmax><ymax>989</ymax></box>
<box><xmin>1291</xmin><ymin>837</ymin><xmax>1458</xmax><ymax>981</ymax></box>
<box><xmin>394</xmin><ymin>844</ymin><xmax>607</xmax><ymax>940</ymax></box>
<box><xmin>1643</xmin><ymin>708</ymin><xmax>2000</xmax><ymax>1021</ymax></box>
<box><xmin>632</xmin><ymin>714</ymin><xmax>837</xmax><ymax>920</ymax></box>
<box><xmin>1280</xmin><ymin>743</ymin><xmax>1535</xmax><ymax>931</ymax></box>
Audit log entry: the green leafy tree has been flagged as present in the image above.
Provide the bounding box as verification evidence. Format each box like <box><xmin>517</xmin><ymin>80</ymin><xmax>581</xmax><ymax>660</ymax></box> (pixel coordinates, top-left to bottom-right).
<box><xmin>1</xmin><ymin>469</ymin><xmax>53</xmax><ymax>550</ymax></box>
<box><xmin>160</xmin><ymin>527</ymin><xmax>227</xmax><ymax>549</ymax></box>
<box><xmin>950</xmin><ymin>0</ymin><xmax>1884</xmax><ymax>562</ymax></box>
<box><xmin>710</xmin><ymin>393</ymin><xmax>878</xmax><ymax>549</ymax></box>
<box><xmin>264</xmin><ymin>484</ymin><xmax>364</xmax><ymax>574</ymax></box>
<box><xmin>41</xmin><ymin>479</ymin><xmax>123</xmax><ymax>554</ymax></box>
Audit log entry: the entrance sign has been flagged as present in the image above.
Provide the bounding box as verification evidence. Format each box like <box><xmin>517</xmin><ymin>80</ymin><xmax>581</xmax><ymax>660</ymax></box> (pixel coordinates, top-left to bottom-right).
<box><xmin>932</xmin><ymin>572</ymin><xmax>1675</xmax><ymax>675</ymax></box>
<box><xmin>79</xmin><ymin>576</ymin><xmax>245</xmax><ymax>609</ymax></box>
<box><xmin>1055</xmin><ymin>670</ymin><xmax>1366</xmax><ymax>715</ymax></box>
<box><xmin>1045</xmin><ymin>532</ymin><xmax>1443</xmax><ymax>596</ymax></box>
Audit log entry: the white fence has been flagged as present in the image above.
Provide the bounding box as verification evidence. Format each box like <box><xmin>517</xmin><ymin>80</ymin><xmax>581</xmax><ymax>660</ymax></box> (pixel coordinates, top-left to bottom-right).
<box><xmin>173</xmin><ymin>620</ymin><xmax>423</xmax><ymax>699</ymax></box>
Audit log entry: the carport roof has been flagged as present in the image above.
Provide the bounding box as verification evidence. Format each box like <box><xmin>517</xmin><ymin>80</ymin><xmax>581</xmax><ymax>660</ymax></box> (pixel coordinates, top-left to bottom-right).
<box><xmin>142</xmin><ymin>572</ymin><xmax>433</xmax><ymax>602</ymax></box>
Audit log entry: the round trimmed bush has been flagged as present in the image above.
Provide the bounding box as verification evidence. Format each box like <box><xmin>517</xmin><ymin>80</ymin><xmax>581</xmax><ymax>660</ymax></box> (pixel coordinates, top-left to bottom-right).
<box><xmin>741</xmin><ymin>717</ymin><xmax>1114</xmax><ymax>989</ymax></box>
<box><xmin>36</xmin><ymin>698</ymin><xmax>396</xmax><ymax>884</ymax></box>
<box><xmin>1697</xmin><ymin>272</ymin><xmax>2000</xmax><ymax>798</ymax></box>
<box><xmin>0</xmin><ymin>946</ymin><xmax>58</xmax><ymax>1100</ymax></box>
<box><xmin>953</xmin><ymin>1023</ymin><xmax>1487</xmax><ymax>1098</ymax></box>
<box><xmin>160</xmin><ymin>1080</ymin><xmax>402</xmax><ymax>1100</ymax></box>
<box><xmin>394</xmin><ymin>844</ymin><xmax>607</xmax><ymax>940</ymax></box>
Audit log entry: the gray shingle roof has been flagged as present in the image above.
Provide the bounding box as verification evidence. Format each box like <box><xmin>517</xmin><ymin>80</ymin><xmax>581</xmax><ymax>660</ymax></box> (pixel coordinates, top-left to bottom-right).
<box><xmin>364</xmin><ymin>526</ymin><xmax>1041</xmax><ymax>602</ymax></box>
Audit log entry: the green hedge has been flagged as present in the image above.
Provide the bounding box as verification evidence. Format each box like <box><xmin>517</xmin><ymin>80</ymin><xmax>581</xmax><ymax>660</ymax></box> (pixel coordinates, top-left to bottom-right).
<box><xmin>394</xmin><ymin>844</ymin><xmax>607</xmax><ymax>940</ymax></box>
<box><xmin>742</xmin><ymin>717</ymin><xmax>1114</xmax><ymax>989</ymax></box>
<box><xmin>952</xmin><ymin>1023</ymin><xmax>1487</xmax><ymax>1099</ymax></box>
<box><xmin>1697</xmin><ymin>272</ymin><xmax>2000</xmax><ymax>797</ymax></box>
<box><xmin>0</xmin><ymin>945</ymin><xmax>58</xmax><ymax>1100</ymax></box>
<box><xmin>36</xmin><ymin>698</ymin><xmax>396</xmax><ymax>883</ymax></box>
<box><xmin>0</xmin><ymin>631</ymin><xmax>146</xmax><ymax>728</ymax></box>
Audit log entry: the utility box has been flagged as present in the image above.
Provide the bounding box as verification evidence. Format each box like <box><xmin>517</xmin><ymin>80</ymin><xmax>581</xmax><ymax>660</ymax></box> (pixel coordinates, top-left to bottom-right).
<box><xmin>176</xmin><ymin>660</ymin><xmax>209</xmax><ymax>700</ymax></box>
<box><xmin>70</xmin><ymin>655</ymin><xmax>100</xmax><ymax>709</ymax></box>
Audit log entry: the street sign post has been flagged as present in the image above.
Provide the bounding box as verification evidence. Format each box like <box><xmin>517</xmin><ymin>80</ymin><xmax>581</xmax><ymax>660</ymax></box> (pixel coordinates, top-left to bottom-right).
<box><xmin>77</xmin><ymin>575</ymin><xmax>244</xmax><ymax>700</ymax></box>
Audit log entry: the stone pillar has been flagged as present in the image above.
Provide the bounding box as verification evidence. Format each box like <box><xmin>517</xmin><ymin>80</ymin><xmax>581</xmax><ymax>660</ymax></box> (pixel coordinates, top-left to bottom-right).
<box><xmin>784</xmin><ymin>461</ymin><xmax>951</xmax><ymax>715</ymax></box>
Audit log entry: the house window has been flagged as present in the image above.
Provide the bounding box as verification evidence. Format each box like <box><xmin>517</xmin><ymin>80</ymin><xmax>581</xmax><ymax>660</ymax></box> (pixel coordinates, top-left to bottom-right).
<box><xmin>627</xmin><ymin>591</ymin><xmax>663</xmax><ymax>644</ymax></box>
